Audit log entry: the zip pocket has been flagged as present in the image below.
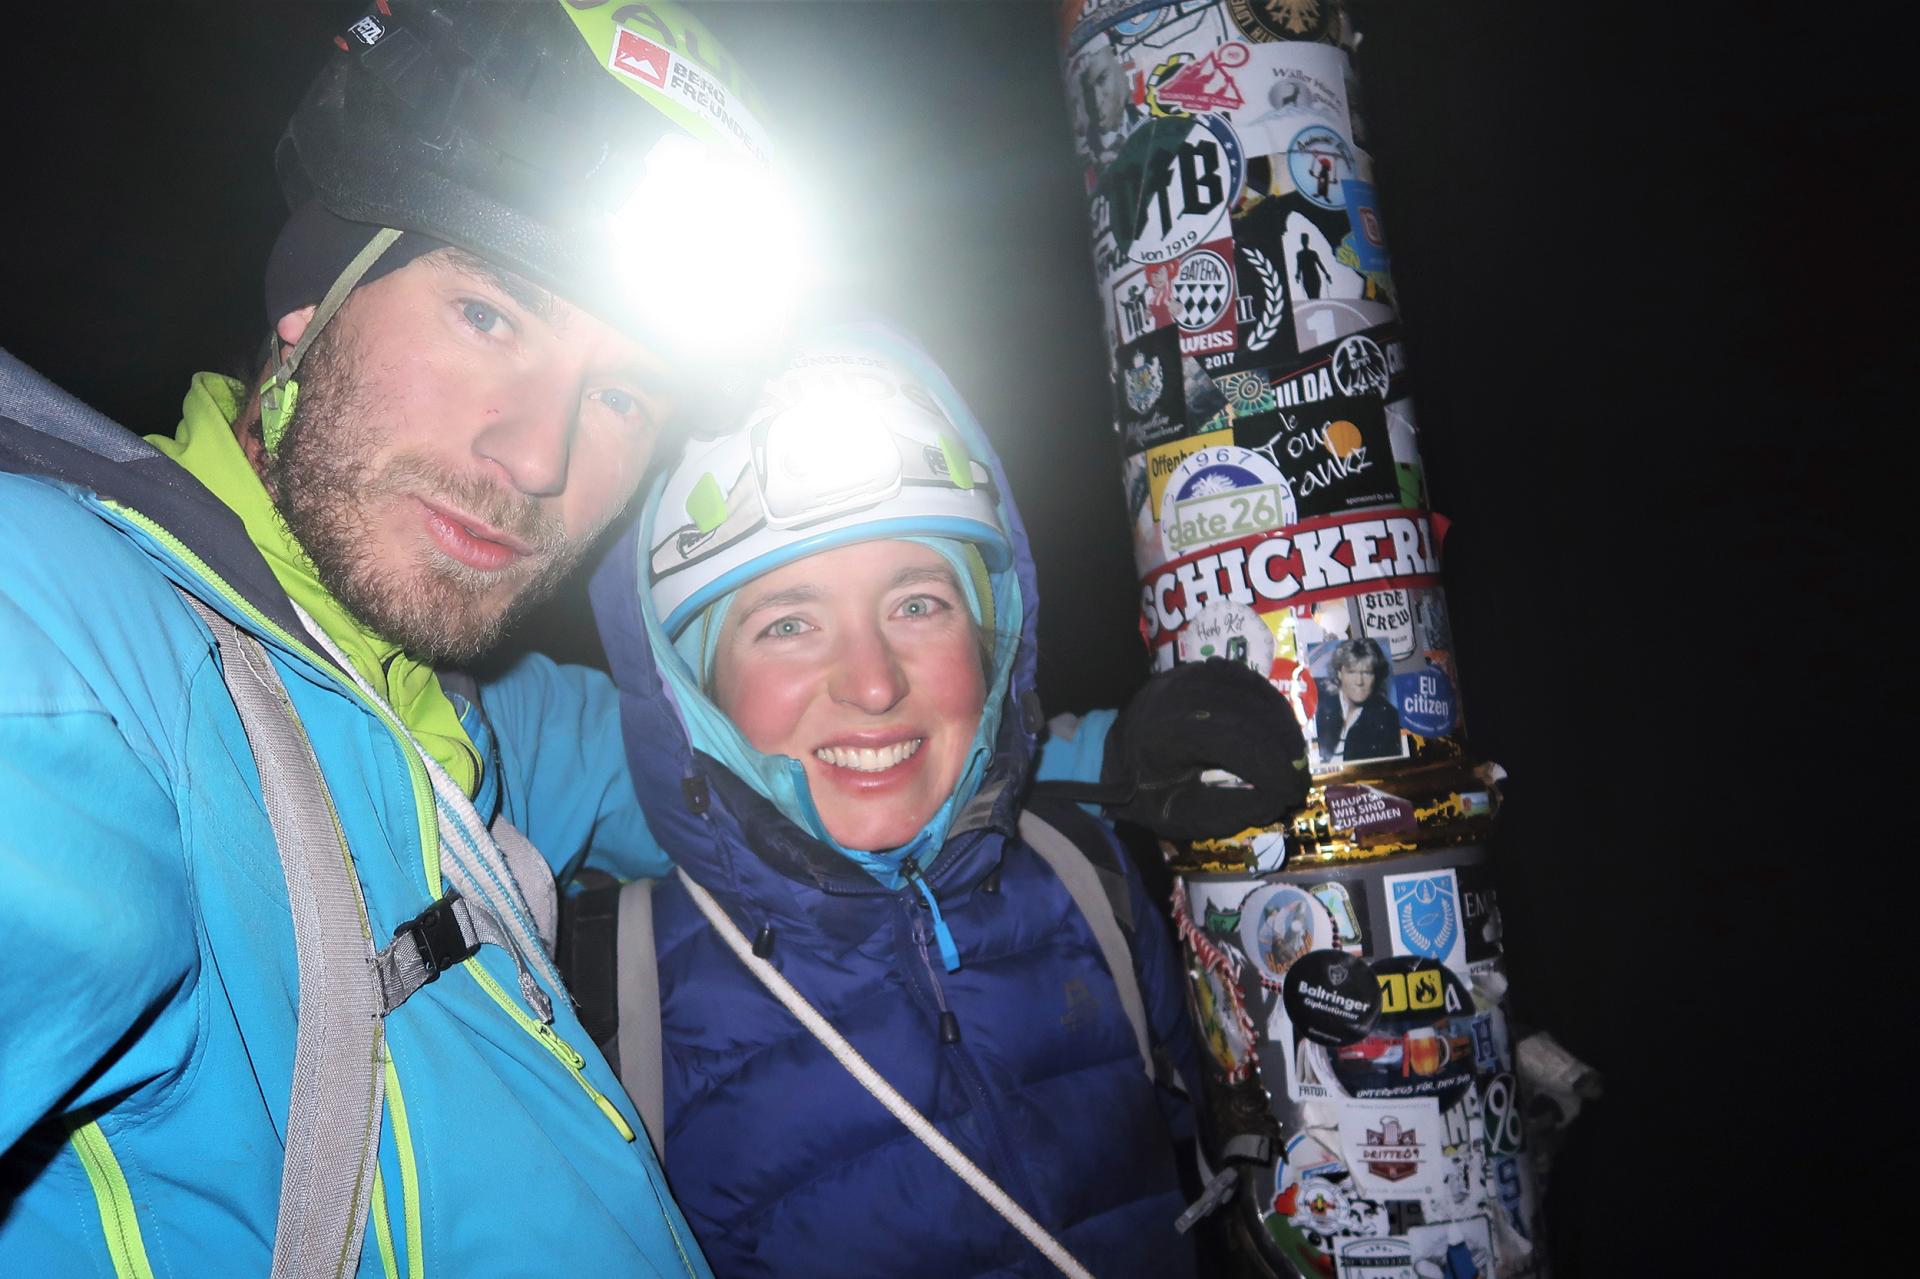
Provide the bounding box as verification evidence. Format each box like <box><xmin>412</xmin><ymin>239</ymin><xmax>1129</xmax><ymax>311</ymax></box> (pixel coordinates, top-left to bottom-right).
<box><xmin>462</xmin><ymin>959</ymin><xmax>635</xmax><ymax>1142</ymax></box>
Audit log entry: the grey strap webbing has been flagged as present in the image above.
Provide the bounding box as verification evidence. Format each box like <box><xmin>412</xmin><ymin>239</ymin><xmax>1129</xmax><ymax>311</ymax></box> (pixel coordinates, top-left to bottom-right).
<box><xmin>613</xmin><ymin>880</ymin><xmax>665</xmax><ymax>1158</ymax></box>
<box><xmin>182</xmin><ymin>593</ymin><xmax>385</xmax><ymax>1279</ymax></box>
<box><xmin>370</xmin><ymin>892</ymin><xmax>513</xmax><ymax>1016</ymax></box>
<box><xmin>1017</xmin><ymin>809</ymin><xmax>1155</xmax><ymax>1085</ymax></box>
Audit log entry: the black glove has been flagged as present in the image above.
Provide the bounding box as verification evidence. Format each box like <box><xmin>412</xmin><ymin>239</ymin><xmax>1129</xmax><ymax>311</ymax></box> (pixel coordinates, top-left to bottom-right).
<box><xmin>1097</xmin><ymin>658</ymin><xmax>1310</xmax><ymax>841</ymax></box>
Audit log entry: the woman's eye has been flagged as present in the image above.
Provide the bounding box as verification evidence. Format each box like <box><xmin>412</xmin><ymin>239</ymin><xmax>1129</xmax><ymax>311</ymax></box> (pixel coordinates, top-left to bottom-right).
<box><xmin>460</xmin><ymin>300</ymin><xmax>506</xmax><ymax>335</ymax></box>
<box><xmin>599</xmin><ymin>388</ymin><xmax>638</xmax><ymax>416</ymax></box>
<box><xmin>760</xmin><ymin>616</ymin><xmax>810</xmax><ymax>639</ymax></box>
<box><xmin>897</xmin><ymin>595</ymin><xmax>948</xmax><ymax>619</ymax></box>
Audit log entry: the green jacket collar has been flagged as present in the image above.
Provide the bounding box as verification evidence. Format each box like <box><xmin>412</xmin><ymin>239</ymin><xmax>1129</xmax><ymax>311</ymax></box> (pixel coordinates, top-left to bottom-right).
<box><xmin>146</xmin><ymin>374</ymin><xmax>479</xmax><ymax>795</ymax></box>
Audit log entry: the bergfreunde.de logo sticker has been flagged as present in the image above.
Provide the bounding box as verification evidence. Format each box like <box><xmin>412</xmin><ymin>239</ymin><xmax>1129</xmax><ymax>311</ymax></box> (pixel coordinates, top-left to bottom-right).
<box><xmin>1382</xmin><ymin>868</ymin><xmax>1468</xmax><ymax>973</ymax></box>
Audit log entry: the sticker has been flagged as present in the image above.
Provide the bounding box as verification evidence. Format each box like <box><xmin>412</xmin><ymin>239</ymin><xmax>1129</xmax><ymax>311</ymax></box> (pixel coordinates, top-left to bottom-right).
<box><xmin>1113</xmin><ymin>326</ymin><xmax>1185</xmax><ymax>449</ymax></box>
<box><xmin>1153</xmin><ymin>41</ymin><xmax>1252</xmax><ymax>114</ymax></box>
<box><xmin>1481</xmin><ymin>1072</ymin><xmax>1523</xmax><ymax>1158</ymax></box>
<box><xmin>1393</xmin><ymin>665</ymin><xmax>1457</xmax><ymax>738</ymax></box>
<box><xmin>1228</xmin><ymin>0</ymin><xmax>1337</xmax><ymax>44</ymax></box>
<box><xmin>1307</xmin><ymin>880</ymin><xmax>1368</xmax><ymax>950</ymax></box>
<box><xmin>1282</xmin><ymin>948</ymin><xmax>1380</xmax><ymax>1045</ymax></box>
<box><xmin>1337</xmin><ymin>1237</ymin><xmax>1414</xmax><ymax>1279</ymax></box>
<box><xmin>1305</xmin><ymin>635</ymin><xmax>1409</xmax><ymax>773</ymax></box>
<box><xmin>1332</xmin><ymin>957</ymin><xmax>1475</xmax><ymax>1104</ymax></box>
<box><xmin>1100</xmin><ymin>113</ymin><xmax>1245</xmax><ymax>265</ymax></box>
<box><xmin>1173</xmin><ymin>882</ymin><xmax>1259</xmax><ymax>1082</ymax></box>
<box><xmin>607</xmin><ymin>28</ymin><xmax>771</xmax><ymax>162</ymax></box>
<box><xmin>1332</xmin><ymin>333</ymin><xmax>1393</xmax><ymax>399</ymax></box>
<box><xmin>1293</xmin><ymin>1176</ymin><xmax>1360</xmax><ymax>1241</ymax></box>
<box><xmin>1183</xmin><ymin>355</ymin><xmax>1229</xmax><ymax>422</ymax></box>
<box><xmin>1239</xmin><ymin>883</ymin><xmax>1334</xmax><ymax>986</ymax></box>
<box><xmin>1142</xmin><ymin>428</ymin><xmax>1233</xmax><ymax>523</ymax></box>
<box><xmin>1491</xmin><ymin>1155</ymin><xmax>1537</xmax><ymax>1247</ymax></box>
<box><xmin>1110</xmin><ymin>261</ymin><xmax>1177</xmax><ymax>344</ymax></box>
<box><xmin>345</xmin><ymin>15</ymin><xmax>386</xmax><ymax>46</ymax></box>
<box><xmin>1325</xmin><ymin>784</ymin><xmax>1417</xmax><ymax>836</ymax></box>
<box><xmin>1382</xmin><ymin>869</ymin><xmax>1469</xmax><ymax>973</ymax></box>
<box><xmin>1271</xmin><ymin>1127</ymin><xmax>1350</xmax><ymax>1220</ymax></box>
<box><xmin>1139</xmin><ymin>508</ymin><xmax>1443</xmax><ymax>648</ymax></box>
<box><xmin>1233</xmin><ymin>241</ymin><xmax>1290</xmax><ymax>360</ymax></box>
<box><xmin>1286</xmin><ymin>122</ymin><xmax>1355</xmax><ymax>211</ymax></box>
<box><xmin>1455</xmin><ymin>860</ymin><xmax>1503</xmax><ymax>968</ymax></box>
<box><xmin>1235</xmin><ymin>394</ymin><xmax>1403</xmax><ymax>518</ymax></box>
<box><xmin>1158</xmin><ymin>443</ymin><xmax>1295</xmax><ymax>560</ymax></box>
<box><xmin>1192</xmin><ymin>963</ymin><xmax>1256</xmax><ymax>1078</ymax></box>
<box><xmin>1177</xmin><ymin>598</ymin><xmax>1278</xmax><ymax>674</ymax></box>
<box><xmin>1171</xmin><ymin>243</ymin><xmax>1239</xmax><ymax>355</ymax></box>
<box><xmin>1229</xmin><ymin>40</ymin><xmax>1352</xmax><ymax>159</ymax></box>
<box><xmin>1338</xmin><ymin>1097</ymin><xmax>1445</xmax><ymax>1198</ymax></box>
<box><xmin>1216</xmin><ymin>368</ymin><xmax>1277</xmax><ymax>417</ymax></box>
<box><xmin>1358</xmin><ymin>588</ymin><xmax>1417</xmax><ymax>659</ymax></box>
<box><xmin>1066</xmin><ymin>36</ymin><xmax>1133</xmax><ymax>171</ymax></box>
<box><xmin>1341</xmin><ymin>179</ymin><xmax>1391</xmax><ymax>273</ymax></box>
<box><xmin>1401</xmin><ymin>1217</ymin><xmax>1494</xmax><ymax>1279</ymax></box>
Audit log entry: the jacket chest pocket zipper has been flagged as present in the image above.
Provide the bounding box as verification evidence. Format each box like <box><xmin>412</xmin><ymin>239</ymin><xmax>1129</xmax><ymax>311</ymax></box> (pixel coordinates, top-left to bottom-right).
<box><xmin>464</xmin><ymin>960</ymin><xmax>636</xmax><ymax>1142</ymax></box>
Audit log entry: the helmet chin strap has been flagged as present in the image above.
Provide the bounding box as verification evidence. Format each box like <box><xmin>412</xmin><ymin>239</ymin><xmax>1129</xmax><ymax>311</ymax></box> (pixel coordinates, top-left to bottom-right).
<box><xmin>260</xmin><ymin>225</ymin><xmax>404</xmax><ymax>454</ymax></box>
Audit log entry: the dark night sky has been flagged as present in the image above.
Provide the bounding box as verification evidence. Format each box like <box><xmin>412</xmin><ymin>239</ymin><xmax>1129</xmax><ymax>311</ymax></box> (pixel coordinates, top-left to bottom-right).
<box><xmin>1</xmin><ymin>3</ymin><xmax>1889</xmax><ymax>1272</ymax></box>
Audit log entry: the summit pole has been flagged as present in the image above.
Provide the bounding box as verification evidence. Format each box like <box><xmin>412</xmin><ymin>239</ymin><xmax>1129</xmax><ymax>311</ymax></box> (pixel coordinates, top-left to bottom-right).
<box><xmin>1057</xmin><ymin>3</ymin><xmax>1552</xmax><ymax>1273</ymax></box>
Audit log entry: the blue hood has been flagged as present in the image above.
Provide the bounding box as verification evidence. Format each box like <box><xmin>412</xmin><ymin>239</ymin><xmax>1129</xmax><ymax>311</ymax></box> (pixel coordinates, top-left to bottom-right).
<box><xmin>588</xmin><ymin>325</ymin><xmax>1046</xmax><ymax>919</ymax></box>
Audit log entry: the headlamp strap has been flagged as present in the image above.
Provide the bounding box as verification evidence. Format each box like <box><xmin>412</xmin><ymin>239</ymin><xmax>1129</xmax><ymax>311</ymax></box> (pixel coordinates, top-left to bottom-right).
<box><xmin>261</xmin><ymin>226</ymin><xmax>404</xmax><ymax>453</ymax></box>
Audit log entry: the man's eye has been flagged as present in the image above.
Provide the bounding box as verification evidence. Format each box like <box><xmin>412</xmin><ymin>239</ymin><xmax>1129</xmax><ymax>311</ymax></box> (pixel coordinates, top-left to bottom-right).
<box><xmin>460</xmin><ymin>300</ymin><xmax>505</xmax><ymax>334</ymax></box>
<box><xmin>598</xmin><ymin>388</ymin><xmax>640</xmax><ymax>417</ymax></box>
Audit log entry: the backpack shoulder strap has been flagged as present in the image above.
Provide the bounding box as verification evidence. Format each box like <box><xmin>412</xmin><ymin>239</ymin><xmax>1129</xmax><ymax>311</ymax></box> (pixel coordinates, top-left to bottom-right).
<box><xmin>558</xmin><ymin>873</ymin><xmax>665</xmax><ymax>1158</ymax></box>
<box><xmin>614</xmin><ymin>879</ymin><xmax>665</xmax><ymax>1158</ymax></box>
<box><xmin>180</xmin><ymin>590</ymin><xmax>384</xmax><ymax>1279</ymax></box>
<box><xmin>1017</xmin><ymin>800</ymin><xmax>1155</xmax><ymax>1085</ymax></box>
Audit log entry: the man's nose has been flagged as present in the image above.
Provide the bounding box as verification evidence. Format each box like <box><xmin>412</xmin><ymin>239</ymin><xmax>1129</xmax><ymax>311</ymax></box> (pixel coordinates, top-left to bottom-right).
<box><xmin>828</xmin><ymin>623</ymin><xmax>909</xmax><ymax>715</ymax></box>
<box><xmin>472</xmin><ymin>379</ymin><xmax>575</xmax><ymax>498</ymax></box>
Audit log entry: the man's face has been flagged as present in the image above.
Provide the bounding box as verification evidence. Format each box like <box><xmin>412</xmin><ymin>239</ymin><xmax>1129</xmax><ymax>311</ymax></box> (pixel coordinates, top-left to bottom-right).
<box><xmin>264</xmin><ymin>249</ymin><xmax>674</xmax><ymax>662</ymax></box>
<box><xmin>1336</xmin><ymin>661</ymin><xmax>1376</xmax><ymax>706</ymax></box>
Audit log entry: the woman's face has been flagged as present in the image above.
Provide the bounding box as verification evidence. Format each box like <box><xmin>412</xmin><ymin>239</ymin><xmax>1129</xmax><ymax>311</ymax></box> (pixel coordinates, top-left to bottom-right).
<box><xmin>1336</xmin><ymin>661</ymin><xmax>1377</xmax><ymax>706</ymax></box>
<box><xmin>712</xmin><ymin>539</ymin><xmax>988</xmax><ymax>852</ymax></box>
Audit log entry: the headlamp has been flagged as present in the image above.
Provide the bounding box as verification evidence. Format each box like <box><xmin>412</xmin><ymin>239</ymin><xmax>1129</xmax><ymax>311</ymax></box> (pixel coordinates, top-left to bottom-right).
<box><xmin>607</xmin><ymin>133</ymin><xmax>812</xmax><ymax>356</ymax></box>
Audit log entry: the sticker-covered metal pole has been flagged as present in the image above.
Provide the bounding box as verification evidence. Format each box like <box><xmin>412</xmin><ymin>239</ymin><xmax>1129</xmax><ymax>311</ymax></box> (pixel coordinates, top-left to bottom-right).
<box><xmin>1057</xmin><ymin>2</ymin><xmax>1548</xmax><ymax>1274</ymax></box>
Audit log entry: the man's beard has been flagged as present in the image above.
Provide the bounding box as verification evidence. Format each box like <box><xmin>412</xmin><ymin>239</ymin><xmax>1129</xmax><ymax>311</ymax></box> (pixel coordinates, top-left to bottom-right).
<box><xmin>264</xmin><ymin>326</ymin><xmax>590</xmax><ymax>665</ymax></box>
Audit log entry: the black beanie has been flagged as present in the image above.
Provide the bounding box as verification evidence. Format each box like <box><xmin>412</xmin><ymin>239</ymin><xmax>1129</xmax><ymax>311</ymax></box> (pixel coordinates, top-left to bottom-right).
<box><xmin>263</xmin><ymin>201</ymin><xmax>443</xmax><ymax>327</ymax></box>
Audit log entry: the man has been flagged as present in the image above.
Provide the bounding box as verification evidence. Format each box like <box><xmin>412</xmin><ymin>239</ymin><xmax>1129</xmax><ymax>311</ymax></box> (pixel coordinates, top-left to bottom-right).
<box><xmin>0</xmin><ymin>4</ymin><xmax>781</xmax><ymax>1274</ymax></box>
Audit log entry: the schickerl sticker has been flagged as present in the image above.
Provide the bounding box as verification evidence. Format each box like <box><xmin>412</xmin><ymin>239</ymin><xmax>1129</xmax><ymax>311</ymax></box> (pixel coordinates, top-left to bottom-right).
<box><xmin>1140</xmin><ymin>507</ymin><xmax>1442</xmax><ymax>648</ymax></box>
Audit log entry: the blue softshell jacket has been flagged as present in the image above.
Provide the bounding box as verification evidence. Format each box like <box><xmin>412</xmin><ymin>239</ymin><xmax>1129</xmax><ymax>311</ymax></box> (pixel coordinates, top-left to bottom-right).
<box><xmin>587</xmin><ymin>370</ymin><xmax>1202</xmax><ymax>1279</ymax></box>
<box><xmin>0</xmin><ymin>351</ymin><xmax>711</xmax><ymax>1277</ymax></box>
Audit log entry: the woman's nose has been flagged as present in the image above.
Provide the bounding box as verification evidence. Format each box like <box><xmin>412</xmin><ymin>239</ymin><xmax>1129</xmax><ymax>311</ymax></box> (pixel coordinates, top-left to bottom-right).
<box><xmin>828</xmin><ymin>623</ymin><xmax>908</xmax><ymax>715</ymax></box>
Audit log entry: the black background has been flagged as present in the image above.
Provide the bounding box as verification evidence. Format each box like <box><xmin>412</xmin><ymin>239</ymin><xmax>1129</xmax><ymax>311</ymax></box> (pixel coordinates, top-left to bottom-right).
<box><xmin>2</xmin><ymin>2</ymin><xmax>1889</xmax><ymax>1272</ymax></box>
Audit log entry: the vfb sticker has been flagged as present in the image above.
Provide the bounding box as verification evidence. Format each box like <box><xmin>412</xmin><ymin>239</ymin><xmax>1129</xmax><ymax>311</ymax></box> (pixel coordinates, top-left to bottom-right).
<box><xmin>1105</xmin><ymin>114</ymin><xmax>1246</xmax><ymax>266</ymax></box>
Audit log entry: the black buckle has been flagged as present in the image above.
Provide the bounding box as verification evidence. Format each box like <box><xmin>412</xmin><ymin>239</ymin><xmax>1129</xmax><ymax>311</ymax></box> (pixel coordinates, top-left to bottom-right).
<box><xmin>395</xmin><ymin>893</ymin><xmax>478</xmax><ymax>984</ymax></box>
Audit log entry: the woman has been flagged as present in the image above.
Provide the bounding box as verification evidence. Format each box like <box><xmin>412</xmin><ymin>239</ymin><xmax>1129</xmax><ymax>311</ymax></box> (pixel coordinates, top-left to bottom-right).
<box><xmin>1313</xmin><ymin>636</ymin><xmax>1402</xmax><ymax>766</ymax></box>
<box><xmin>588</xmin><ymin>324</ymin><xmax>1201</xmax><ymax>1278</ymax></box>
